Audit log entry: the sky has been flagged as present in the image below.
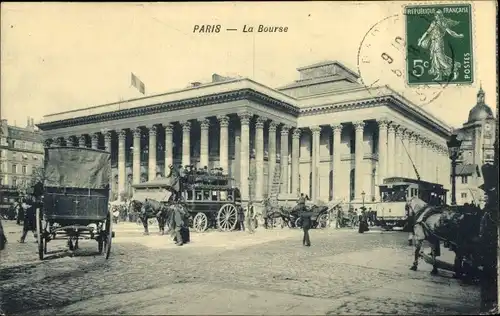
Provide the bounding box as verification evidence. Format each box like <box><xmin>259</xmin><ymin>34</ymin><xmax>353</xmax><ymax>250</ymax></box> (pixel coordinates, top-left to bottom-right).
<box><xmin>1</xmin><ymin>1</ymin><xmax>497</xmax><ymax>129</ymax></box>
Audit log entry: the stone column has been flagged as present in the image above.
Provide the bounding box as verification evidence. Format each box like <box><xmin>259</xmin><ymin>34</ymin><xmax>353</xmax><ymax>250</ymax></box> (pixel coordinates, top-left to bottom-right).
<box><xmin>164</xmin><ymin>124</ymin><xmax>173</xmax><ymax>170</ymax></box>
<box><xmin>354</xmin><ymin>121</ymin><xmax>365</xmax><ymax>201</ymax></box>
<box><xmin>386</xmin><ymin>124</ymin><xmax>396</xmax><ymax>178</ymax></box>
<box><xmin>132</xmin><ymin>128</ymin><xmax>141</xmax><ymax>185</ymax></box>
<box><xmin>118</xmin><ymin>130</ymin><xmax>126</xmax><ymax>200</ymax></box>
<box><xmin>280</xmin><ymin>125</ymin><xmax>290</xmax><ymax>195</ymax></box>
<box><xmin>104</xmin><ymin>131</ymin><xmax>112</xmax><ymax>152</ymax></box>
<box><xmin>181</xmin><ymin>121</ymin><xmax>191</xmax><ymax>167</ymax></box>
<box><xmin>148</xmin><ymin>125</ymin><xmax>157</xmax><ymax>180</ymax></box>
<box><xmin>199</xmin><ymin>118</ymin><xmax>210</xmax><ymax>169</ymax></box>
<box><xmin>217</xmin><ymin>116</ymin><xmax>229</xmax><ymax>173</ymax></box>
<box><xmin>91</xmin><ymin>133</ymin><xmax>99</xmax><ymax>149</ymax></box>
<box><xmin>291</xmin><ymin>128</ymin><xmax>301</xmax><ymax>197</ymax></box>
<box><xmin>414</xmin><ymin>136</ymin><xmax>422</xmax><ymax>179</ymax></box>
<box><xmin>408</xmin><ymin>133</ymin><xmax>417</xmax><ymax>179</ymax></box>
<box><xmin>331</xmin><ymin>124</ymin><xmax>342</xmax><ymax>201</ymax></box>
<box><xmin>402</xmin><ymin>130</ymin><xmax>411</xmax><ymax>178</ymax></box>
<box><xmin>377</xmin><ymin>120</ymin><xmax>389</xmax><ymax>185</ymax></box>
<box><xmin>430</xmin><ymin>144</ymin><xmax>437</xmax><ymax>183</ymax></box>
<box><xmin>311</xmin><ymin>126</ymin><xmax>321</xmax><ymax>202</ymax></box>
<box><xmin>421</xmin><ymin>139</ymin><xmax>428</xmax><ymax>181</ymax></box>
<box><xmin>66</xmin><ymin>136</ymin><xmax>74</xmax><ymax>147</ymax></box>
<box><xmin>78</xmin><ymin>135</ymin><xmax>86</xmax><ymax>148</ymax></box>
<box><xmin>267</xmin><ymin>121</ymin><xmax>277</xmax><ymax>195</ymax></box>
<box><xmin>255</xmin><ymin>117</ymin><xmax>265</xmax><ymax>200</ymax></box>
<box><xmin>239</xmin><ymin>112</ymin><xmax>252</xmax><ymax>201</ymax></box>
<box><xmin>395</xmin><ymin>127</ymin><xmax>405</xmax><ymax>176</ymax></box>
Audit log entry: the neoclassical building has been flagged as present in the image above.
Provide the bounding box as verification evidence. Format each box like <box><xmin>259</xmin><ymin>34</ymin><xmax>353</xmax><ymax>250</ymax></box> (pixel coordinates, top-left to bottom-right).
<box><xmin>37</xmin><ymin>61</ymin><xmax>452</xmax><ymax>205</ymax></box>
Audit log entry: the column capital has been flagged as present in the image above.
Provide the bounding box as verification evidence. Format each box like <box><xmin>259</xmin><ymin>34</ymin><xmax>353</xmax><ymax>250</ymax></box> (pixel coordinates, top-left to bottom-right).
<box><xmin>377</xmin><ymin>119</ymin><xmax>390</xmax><ymax>129</ymax></box>
<box><xmin>78</xmin><ymin>135</ymin><xmax>86</xmax><ymax>146</ymax></box>
<box><xmin>66</xmin><ymin>136</ymin><xmax>74</xmax><ymax>146</ymax></box>
<box><xmin>353</xmin><ymin>121</ymin><xmax>365</xmax><ymax>132</ymax></box>
<box><xmin>104</xmin><ymin>131</ymin><xmax>112</xmax><ymax>142</ymax></box>
<box><xmin>281</xmin><ymin>125</ymin><xmax>290</xmax><ymax>135</ymax></box>
<box><xmin>292</xmin><ymin>128</ymin><xmax>301</xmax><ymax>139</ymax></box>
<box><xmin>133</xmin><ymin>128</ymin><xmax>142</xmax><ymax>138</ymax></box>
<box><xmin>54</xmin><ymin>137</ymin><xmax>64</xmax><ymax>146</ymax></box>
<box><xmin>310</xmin><ymin>125</ymin><xmax>321</xmax><ymax>134</ymax></box>
<box><xmin>396</xmin><ymin>127</ymin><xmax>406</xmax><ymax>137</ymax></box>
<box><xmin>255</xmin><ymin>116</ymin><xmax>266</xmax><ymax>129</ymax></box>
<box><xmin>388</xmin><ymin>123</ymin><xmax>397</xmax><ymax>133</ymax></box>
<box><xmin>164</xmin><ymin>123</ymin><xmax>174</xmax><ymax>134</ymax></box>
<box><xmin>181</xmin><ymin>121</ymin><xmax>191</xmax><ymax>132</ymax></box>
<box><xmin>118</xmin><ymin>130</ymin><xmax>127</xmax><ymax>140</ymax></box>
<box><xmin>148</xmin><ymin>125</ymin><xmax>158</xmax><ymax>136</ymax></box>
<box><xmin>269</xmin><ymin>121</ymin><xmax>278</xmax><ymax>132</ymax></box>
<box><xmin>43</xmin><ymin>139</ymin><xmax>53</xmax><ymax>148</ymax></box>
<box><xmin>217</xmin><ymin>115</ymin><xmax>230</xmax><ymax>128</ymax></box>
<box><xmin>91</xmin><ymin>133</ymin><xmax>99</xmax><ymax>141</ymax></box>
<box><xmin>199</xmin><ymin>118</ymin><xmax>210</xmax><ymax>130</ymax></box>
<box><xmin>331</xmin><ymin>124</ymin><xmax>343</xmax><ymax>133</ymax></box>
<box><xmin>238</xmin><ymin>111</ymin><xmax>252</xmax><ymax>125</ymax></box>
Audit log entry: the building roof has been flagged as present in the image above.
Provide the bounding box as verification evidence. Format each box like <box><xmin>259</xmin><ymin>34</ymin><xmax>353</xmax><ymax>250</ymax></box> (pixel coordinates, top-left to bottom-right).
<box><xmin>467</xmin><ymin>86</ymin><xmax>494</xmax><ymax>123</ymax></box>
<box><xmin>455</xmin><ymin>163</ymin><xmax>480</xmax><ymax>176</ymax></box>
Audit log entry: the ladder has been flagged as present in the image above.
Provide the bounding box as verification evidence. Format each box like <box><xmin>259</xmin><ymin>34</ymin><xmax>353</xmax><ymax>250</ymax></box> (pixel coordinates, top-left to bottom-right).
<box><xmin>269</xmin><ymin>163</ymin><xmax>282</xmax><ymax>205</ymax></box>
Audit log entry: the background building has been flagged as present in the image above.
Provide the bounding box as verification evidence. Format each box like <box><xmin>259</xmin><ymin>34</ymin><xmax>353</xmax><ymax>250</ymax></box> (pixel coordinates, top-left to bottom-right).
<box><xmin>455</xmin><ymin>86</ymin><xmax>496</xmax><ymax>206</ymax></box>
<box><xmin>37</xmin><ymin>61</ymin><xmax>452</xmax><ymax>205</ymax></box>
<box><xmin>0</xmin><ymin>118</ymin><xmax>44</xmax><ymax>213</ymax></box>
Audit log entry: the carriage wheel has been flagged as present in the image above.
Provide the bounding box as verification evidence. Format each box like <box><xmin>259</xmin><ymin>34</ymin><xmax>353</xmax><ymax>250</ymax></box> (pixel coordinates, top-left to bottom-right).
<box><xmin>295</xmin><ymin>217</ymin><xmax>302</xmax><ymax>229</ymax></box>
<box><xmin>193</xmin><ymin>212</ymin><xmax>208</xmax><ymax>233</ymax></box>
<box><xmin>317</xmin><ymin>213</ymin><xmax>329</xmax><ymax>229</ymax></box>
<box><xmin>36</xmin><ymin>208</ymin><xmax>44</xmax><ymax>260</ymax></box>
<box><xmin>102</xmin><ymin>212</ymin><xmax>113</xmax><ymax>259</ymax></box>
<box><xmin>216</xmin><ymin>204</ymin><xmax>238</xmax><ymax>231</ymax></box>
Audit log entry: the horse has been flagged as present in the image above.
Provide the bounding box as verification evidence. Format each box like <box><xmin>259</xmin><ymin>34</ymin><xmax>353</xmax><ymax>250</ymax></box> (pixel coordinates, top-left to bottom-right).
<box><xmin>140</xmin><ymin>199</ymin><xmax>173</xmax><ymax>235</ymax></box>
<box><xmin>406</xmin><ymin>197</ymin><xmax>483</xmax><ymax>281</ymax></box>
<box><xmin>261</xmin><ymin>199</ymin><xmax>290</xmax><ymax>229</ymax></box>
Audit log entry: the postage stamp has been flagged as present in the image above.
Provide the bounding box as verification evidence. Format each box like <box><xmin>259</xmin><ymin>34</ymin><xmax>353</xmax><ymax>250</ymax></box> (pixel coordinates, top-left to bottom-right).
<box><xmin>405</xmin><ymin>4</ymin><xmax>473</xmax><ymax>85</ymax></box>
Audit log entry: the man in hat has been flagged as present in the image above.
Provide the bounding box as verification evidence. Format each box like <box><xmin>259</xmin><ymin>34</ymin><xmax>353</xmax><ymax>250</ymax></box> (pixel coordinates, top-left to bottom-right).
<box><xmin>18</xmin><ymin>195</ymin><xmax>39</xmax><ymax>243</ymax></box>
<box><xmin>477</xmin><ymin>163</ymin><xmax>498</xmax><ymax>314</ymax></box>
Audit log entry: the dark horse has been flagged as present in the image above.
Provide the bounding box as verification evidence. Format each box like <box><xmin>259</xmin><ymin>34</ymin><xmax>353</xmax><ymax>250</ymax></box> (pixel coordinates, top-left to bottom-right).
<box><xmin>407</xmin><ymin>197</ymin><xmax>483</xmax><ymax>281</ymax></box>
<box><xmin>128</xmin><ymin>199</ymin><xmax>170</xmax><ymax>235</ymax></box>
<box><xmin>261</xmin><ymin>198</ymin><xmax>291</xmax><ymax>228</ymax></box>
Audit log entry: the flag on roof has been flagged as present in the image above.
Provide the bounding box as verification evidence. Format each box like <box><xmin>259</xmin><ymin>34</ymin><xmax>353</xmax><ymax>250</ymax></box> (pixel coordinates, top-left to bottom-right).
<box><xmin>131</xmin><ymin>72</ymin><xmax>145</xmax><ymax>94</ymax></box>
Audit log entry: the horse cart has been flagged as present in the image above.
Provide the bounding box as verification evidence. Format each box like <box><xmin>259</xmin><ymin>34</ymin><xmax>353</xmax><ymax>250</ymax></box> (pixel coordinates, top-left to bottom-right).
<box><xmin>131</xmin><ymin>169</ymin><xmax>243</xmax><ymax>233</ymax></box>
<box><xmin>36</xmin><ymin>147</ymin><xmax>113</xmax><ymax>260</ymax></box>
<box><xmin>294</xmin><ymin>204</ymin><xmax>330</xmax><ymax>229</ymax></box>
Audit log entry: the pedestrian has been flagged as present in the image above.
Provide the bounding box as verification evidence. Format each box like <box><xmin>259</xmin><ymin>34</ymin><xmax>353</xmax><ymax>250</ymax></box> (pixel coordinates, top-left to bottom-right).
<box><xmin>358</xmin><ymin>208</ymin><xmax>369</xmax><ymax>233</ymax></box>
<box><xmin>18</xmin><ymin>196</ymin><xmax>38</xmax><ymax>243</ymax></box>
<box><xmin>407</xmin><ymin>207</ymin><xmax>416</xmax><ymax>246</ymax></box>
<box><xmin>14</xmin><ymin>200</ymin><xmax>22</xmax><ymax>225</ymax></box>
<box><xmin>238</xmin><ymin>204</ymin><xmax>245</xmax><ymax>231</ymax></box>
<box><xmin>245</xmin><ymin>202</ymin><xmax>255</xmax><ymax>234</ymax></box>
<box><xmin>300</xmin><ymin>207</ymin><xmax>312</xmax><ymax>247</ymax></box>
<box><xmin>335</xmin><ymin>207</ymin><xmax>343</xmax><ymax>229</ymax></box>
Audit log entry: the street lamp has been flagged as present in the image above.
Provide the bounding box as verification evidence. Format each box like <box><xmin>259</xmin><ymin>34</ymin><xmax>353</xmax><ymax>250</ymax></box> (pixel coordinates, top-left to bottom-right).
<box><xmin>446</xmin><ymin>133</ymin><xmax>462</xmax><ymax>206</ymax></box>
<box><xmin>361</xmin><ymin>190</ymin><xmax>366</xmax><ymax>209</ymax></box>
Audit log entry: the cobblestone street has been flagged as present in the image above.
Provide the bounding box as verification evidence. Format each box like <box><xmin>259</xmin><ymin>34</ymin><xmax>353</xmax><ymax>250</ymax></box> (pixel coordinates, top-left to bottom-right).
<box><xmin>1</xmin><ymin>221</ymin><xmax>480</xmax><ymax>315</ymax></box>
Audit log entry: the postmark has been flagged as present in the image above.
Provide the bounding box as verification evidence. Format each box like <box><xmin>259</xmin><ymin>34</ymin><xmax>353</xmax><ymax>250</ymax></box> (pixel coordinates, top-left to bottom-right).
<box><xmin>405</xmin><ymin>4</ymin><xmax>473</xmax><ymax>85</ymax></box>
<box><xmin>357</xmin><ymin>14</ymin><xmax>453</xmax><ymax>108</ymax></box>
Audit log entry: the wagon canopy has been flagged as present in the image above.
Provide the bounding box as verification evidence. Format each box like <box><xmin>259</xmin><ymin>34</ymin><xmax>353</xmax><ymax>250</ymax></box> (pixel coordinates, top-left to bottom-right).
<box><xmin>44</xmin><ymin>147</ymin><xmax>111</xmax><ymax>189</ymax></box>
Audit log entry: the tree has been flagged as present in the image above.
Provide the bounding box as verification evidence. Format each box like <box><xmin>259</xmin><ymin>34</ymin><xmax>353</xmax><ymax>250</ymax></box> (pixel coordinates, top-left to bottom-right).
<box><xmin>16</xmin><ymin>166</ymin><xmax>45</xmax><ymax>196</ymax></box>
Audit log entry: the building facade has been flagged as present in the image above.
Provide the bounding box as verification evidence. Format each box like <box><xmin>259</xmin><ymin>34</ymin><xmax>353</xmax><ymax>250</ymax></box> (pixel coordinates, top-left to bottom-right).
<box><xmin>455</xmin><ymin>87</ymin><xmax>496</xmax><ymax>206</ymax></box>
<box><xmin>37</xmin><ymin>61</ymin><xmax>452</xmax><ymax>205</ymax></box>
<box><xmin>0</xmin><ymin>118</ymin><xmax>45</xmax><ymax>212</ymax></box>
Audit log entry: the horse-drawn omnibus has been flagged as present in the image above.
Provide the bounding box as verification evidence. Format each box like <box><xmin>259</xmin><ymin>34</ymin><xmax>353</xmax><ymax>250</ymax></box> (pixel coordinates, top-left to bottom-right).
<box><xmin>376</xmin><ymin>177</ymin><xmax>448</xmax><ymax>230</ymax></box>
<box><xmin>131</xmin><ymin>169</ymin><xmax>243</xmax><ymax>233</ymax></box>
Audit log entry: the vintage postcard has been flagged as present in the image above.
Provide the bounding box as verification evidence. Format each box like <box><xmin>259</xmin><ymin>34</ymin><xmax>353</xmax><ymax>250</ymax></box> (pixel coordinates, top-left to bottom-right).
<box><xmin>0</xmin><ymin>1</ymin><xmax>498</xmax><ymax>316</ymax></box>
